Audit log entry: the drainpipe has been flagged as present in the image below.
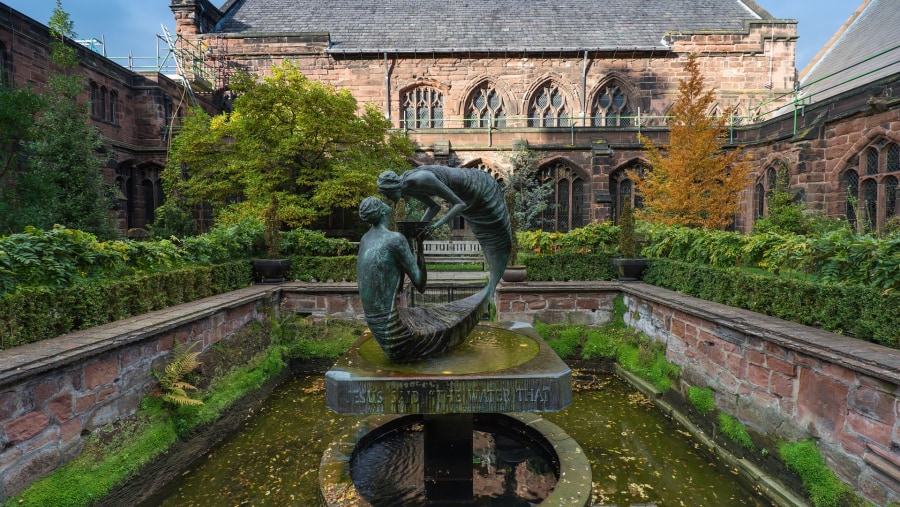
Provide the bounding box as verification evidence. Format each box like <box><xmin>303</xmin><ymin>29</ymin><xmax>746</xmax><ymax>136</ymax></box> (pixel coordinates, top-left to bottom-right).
<box><xmin>581</xmin><ymin>50</ymin><xmax>588</xmax><ymax>127</ymax></box>
<box><xmin>384</xmin><ymin>53</ymin><xmax>391</xmax><ymax>124</ymax></box>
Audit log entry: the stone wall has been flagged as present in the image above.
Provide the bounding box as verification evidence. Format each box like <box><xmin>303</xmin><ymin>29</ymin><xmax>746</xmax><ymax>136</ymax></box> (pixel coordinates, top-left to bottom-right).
<box><xmin>0</xmin><ymin>286</ymin><xmax>278</xmax><ymax>502</ymax></box>
<box><xmin>5</xmin><ymin>280</ymin><xmax>900</xmax><ymax>504</ymax></box>
<box><xmin>497</xmin><ymin>281</ymin><xmax>900</xmax><ymax>505</ymax></box>
<box><xmin>622</xmin><ymin>284</ymin><xmax>900</xmax><ymax>506</ymax></box>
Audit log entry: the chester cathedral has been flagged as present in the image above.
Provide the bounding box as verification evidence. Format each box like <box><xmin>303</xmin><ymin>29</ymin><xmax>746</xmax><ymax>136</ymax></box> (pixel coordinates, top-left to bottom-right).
<box><xmin>1</xmin><ymin>0</ymin><xmax>897</xmax><ymax>236</ymax></box>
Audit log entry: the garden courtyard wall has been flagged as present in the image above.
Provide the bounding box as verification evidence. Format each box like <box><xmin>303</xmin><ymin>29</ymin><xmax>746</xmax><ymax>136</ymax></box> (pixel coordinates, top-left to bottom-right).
<box><xmin>2</xmin><ymin>281</ymin><xmax>900</xmax><ymax>504</ymax></box>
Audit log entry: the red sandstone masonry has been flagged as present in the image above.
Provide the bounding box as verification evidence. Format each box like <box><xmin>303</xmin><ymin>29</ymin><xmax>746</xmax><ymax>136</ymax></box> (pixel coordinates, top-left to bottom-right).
<box><xmin>0</xmin><ymin>285</ymin><xmax>275</xmax><ymax>501</ymax></box>
<box><xmin>4</xmin><ymin>281</ymin><xmax>900</xmax><ymax>505</ymax></box>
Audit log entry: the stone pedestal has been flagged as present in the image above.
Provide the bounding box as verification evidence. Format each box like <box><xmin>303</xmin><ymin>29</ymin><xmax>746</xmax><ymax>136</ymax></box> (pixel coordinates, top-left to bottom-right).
<box><xmin>322</xmin><ymin>321</ymin><xmax>589</xmax><ymax>507</ymax></box>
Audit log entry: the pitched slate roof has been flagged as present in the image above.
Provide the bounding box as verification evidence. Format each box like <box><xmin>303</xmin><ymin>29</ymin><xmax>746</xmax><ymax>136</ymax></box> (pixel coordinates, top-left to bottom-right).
<box><xmin>215</xmin><ymin>0</ymin><xmax>771</xmax><ymax>54</ymax></box>
<box><xmin>798</xmin><ymin>0</ymin><xmax>900</xmax><ymax>105</ymax></box>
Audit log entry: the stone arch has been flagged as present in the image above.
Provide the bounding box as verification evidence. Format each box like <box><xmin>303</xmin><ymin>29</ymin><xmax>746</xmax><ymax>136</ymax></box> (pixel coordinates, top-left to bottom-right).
<box><xmin>834</xmin><ymin>127</ymin><xmax>900</xmax><ymax>175</ymax></box>
<box><xmin>460</xmin><ymin>157</ymin><xmax>504</xmax><ymax>183</ymax></box>
<box><xmin>534</xmin><ymin>157</ymin><xmax>589</xmax><ymax>232</ymax></box>
<box><xmin>398</xmin><ymin>78</ymin><xmax>450</xmax><ymax>128</ymax></box>
<box><xmin>588</xmin><ymin>74</ymin><xmax>640</xmax><ymax>126</ymax></box>
<box><xmin>457</xmin><ymin>76</ymin><xmax>519</xmax><ymax>121</ymax></box>
<box><xmin>522</xmin><ymin>74</ymin><xmax>580</xmax><ymax>128</ymax></box>
<box><xmin>835</xmin><ymin>128</ymin><xmax>900</xmax><ymax>231</ymax></box>
<box><xmin>610</xmin><ymin>157</ymin><xmax>648</xmax><ymax>223</ymax></box>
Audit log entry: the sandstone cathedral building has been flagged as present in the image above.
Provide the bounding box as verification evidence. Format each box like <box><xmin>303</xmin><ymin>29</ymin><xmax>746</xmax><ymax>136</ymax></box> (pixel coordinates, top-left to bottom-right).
<box><xmin>0</xmin><ymin>0</ymin><xmax>898</xmax><ymax>236</ymax></box>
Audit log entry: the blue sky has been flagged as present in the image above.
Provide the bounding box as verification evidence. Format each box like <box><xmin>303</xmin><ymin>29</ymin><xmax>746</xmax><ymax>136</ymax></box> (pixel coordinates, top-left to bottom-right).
<box><xmin>9</xmin><ymin>0</ymin><xmax>863</xmax><ymax>72</ymax></box>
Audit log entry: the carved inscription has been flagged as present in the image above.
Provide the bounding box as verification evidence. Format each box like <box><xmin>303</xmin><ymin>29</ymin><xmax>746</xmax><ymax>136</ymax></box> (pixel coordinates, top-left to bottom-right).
<box><xmin>339</xmin><ymin>380</ymin><xmax>557</xmax><ymax>414</ymax></box>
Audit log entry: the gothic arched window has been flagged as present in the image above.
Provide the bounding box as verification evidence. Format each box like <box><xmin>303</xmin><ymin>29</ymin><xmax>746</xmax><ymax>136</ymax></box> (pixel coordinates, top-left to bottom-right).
<box><xmin>109</xmin><ymin>90</ymin><xmax>119</xmax><ymax>124</ymax></box>
<box><xmin>0</xmin><ymin>42</ymin><xmax>9</xmax><ymax>87</ymax></box>
<box><xmin>753</xmin><ymin>165</ymin><xmax>780</xmax><ymax>221</ymax></box>
<box><xmin>592</xmin><ymin>84</ymin><xmax>633</xmax><ymax>127</ymax></box>
<box><xmin>537</xmin><ymin>162</ymin><xmax>587</xmax><ymax>232</ymax></box>
<box><xmin>89</xmin><ymin>82</ymin><xmax>100</xmax><ymax>118</ymax></box>
<box><xmin>610</xmin><ymin>164</ymin><xmax>645</xmax><ymax>224</ymax></box>
<box><xmin>465</xmin><ymin>84</ymin><xmax>506</xmax><ymax>128</ymax></box>
<box><xmin>528</xmin><ymin>83</ymin><xmax>570</xmax><ymax>127</ymax></box>
<box><xmin>402</xmin><ymin>87</ymin><xmax>444</xmax><ymax>128</ymax></box>
<box><xmin>842</xmin><ymin>169</ymin><xmax>859</xmax><ymax>226</ymax></box>
<box><xmin>848</xmin><ymin>141</ymin><xmax>900</xmax><ymax>231</ymax></box>
<box><xmin>99</xmin><ymin>86</ymin><xmax>108</xmax><ymax>122</ymax></box>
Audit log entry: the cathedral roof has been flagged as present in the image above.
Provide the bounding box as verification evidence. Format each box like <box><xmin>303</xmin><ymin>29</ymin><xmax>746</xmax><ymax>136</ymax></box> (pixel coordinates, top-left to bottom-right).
<box><xmin>797</xmin><ymin>0</ymin><xmax>900</xmax><ymax>106</ymax></box>
<box><xmin>215</xmin><ymin>0</ymin><xmax>773</xmax><ymax>54</ymax></box>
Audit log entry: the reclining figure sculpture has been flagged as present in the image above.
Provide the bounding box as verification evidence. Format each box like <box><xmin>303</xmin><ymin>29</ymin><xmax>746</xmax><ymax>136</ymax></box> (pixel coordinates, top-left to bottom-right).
<box><xmin>355</xmin><ymin>165</ymin><xmax>511</xmax><ymax>362</ymax></box>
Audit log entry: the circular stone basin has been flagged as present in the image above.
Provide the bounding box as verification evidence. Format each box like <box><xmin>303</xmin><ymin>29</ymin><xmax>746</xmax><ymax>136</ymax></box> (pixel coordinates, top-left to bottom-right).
<box><xmin>319</xmin><ymin>413</ymin><xmax>592</xmax><ymax>507</ymax></box>
<box><xmin>357</xmin><ymin>325</ymin><xmax>540</xmax><ymax>375</ymax></box>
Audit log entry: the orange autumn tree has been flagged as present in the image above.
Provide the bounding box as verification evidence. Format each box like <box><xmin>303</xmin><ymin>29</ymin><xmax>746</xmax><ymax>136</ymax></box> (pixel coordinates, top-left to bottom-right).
<box><xmin>632</xmin><ymin>54</ymin><xmax>750</xmax><ymax>229</ymax></box>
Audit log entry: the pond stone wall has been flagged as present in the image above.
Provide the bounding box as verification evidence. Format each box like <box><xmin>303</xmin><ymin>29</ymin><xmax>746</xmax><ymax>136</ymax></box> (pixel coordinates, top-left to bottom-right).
<box><xmin>496</xmin><ymin>281</ymin><xmax>900</xmax><ymax>506</ymax></box>
<box><xmin>0</xmin><ymin>286</ymin><xmax>279</xmax><ymax>502</ymax></box>
<box><xmin>3</xmin><ymin>281</ymin><xmax>900</xmax><ymax>505</ymax></box>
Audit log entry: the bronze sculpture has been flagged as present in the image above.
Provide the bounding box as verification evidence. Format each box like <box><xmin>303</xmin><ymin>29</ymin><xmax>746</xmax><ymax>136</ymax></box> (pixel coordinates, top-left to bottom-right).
<box><xmin>377</xmin><ymin>165</ymin><xmax>510</xmax><ymax>296</ymax></box>
<box><xmin>355</xmin><ymin>165</ymin><xmax>511</xmax><ymax>362</ymax></box>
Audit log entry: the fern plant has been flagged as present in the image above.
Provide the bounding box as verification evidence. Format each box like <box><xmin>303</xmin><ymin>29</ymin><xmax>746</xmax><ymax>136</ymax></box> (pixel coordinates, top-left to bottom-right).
<box><xmin>154</xmin><ymin>341</ymin><xmax>203</xmax><ymax>407</ymax></box>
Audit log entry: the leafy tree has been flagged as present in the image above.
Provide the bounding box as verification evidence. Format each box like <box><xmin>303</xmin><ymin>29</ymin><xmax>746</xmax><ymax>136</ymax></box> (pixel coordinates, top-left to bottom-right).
<box><xmin>752</xmin><ymin>165</ymin><xmax>806</xmax><ymax>235</ymax></box>
<box><xmin>633</xmin><ymin>53</ymin><xmax>750</xmax><ymax>230</ymax></box>
<box><xmin>754</xmin><ymin>163</ymin><xmax>849</xmax><ymax>236</ymax></box>
<box><xmin>0</xmin><ymin>1</ymin><xmax>117</xmax><ymax>238</ymax></box>
<box><xmin>163</xmin><ymin>62</ymin><xmax>414</xmax><ymax>231</ymax></box>
<box><xmin>0</xmin><ymin>87</ymin><xmax>43</xmax><ymax>184</ymax></box>
<box><xmin>501</xmin><ymin>149</ymin><xmax>553</xmax><ymax>264</ymax></box>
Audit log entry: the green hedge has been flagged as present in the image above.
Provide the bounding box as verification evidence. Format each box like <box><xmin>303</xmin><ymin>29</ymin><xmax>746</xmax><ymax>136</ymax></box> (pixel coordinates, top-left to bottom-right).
<box><xmin>643</xmin><ymin>258</ymin><xmax>900</xmax><ymax>347</ymax></box>
<box><xmin>286</xmin><ymin>255</ymin><xmax>357</xmax><ymax>282</ymax></box>
<box><xmin>524</xmin><ymin>252</ymin><xmax>616</xmax><ymax>281</ymax></box>
<box><xmin>0</xmin><ymin>260</ymin><xmax>253</xmax><ymax>350</ymax></box>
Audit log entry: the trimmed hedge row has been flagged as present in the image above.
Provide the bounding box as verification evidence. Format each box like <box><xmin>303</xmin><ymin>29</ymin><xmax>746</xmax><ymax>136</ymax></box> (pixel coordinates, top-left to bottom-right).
<box><xmin>643</xmin><ymin>258</ymin><xmax>900</xmax><ymax>347</ymax></box>
<box><xmin>524</xmin><ymin>252</ymin><xmax>617</xmax><ymax>281</ymax></box>
<box><xmin>0</xmin><ymin>260</ymin><xmax>253</xmax><ymax>350</ymax></box>
<box><xmin>286</xmin><ymin>255</ymin><xmax>357</xmax><ymax>282</ymax></box>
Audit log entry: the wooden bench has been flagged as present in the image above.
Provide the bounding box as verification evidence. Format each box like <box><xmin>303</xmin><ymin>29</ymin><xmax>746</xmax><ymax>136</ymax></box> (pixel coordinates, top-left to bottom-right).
<box><xmin>421</xmin><ymin>240</ymin><xmax>485</xmax><ymax>269</ymax></box>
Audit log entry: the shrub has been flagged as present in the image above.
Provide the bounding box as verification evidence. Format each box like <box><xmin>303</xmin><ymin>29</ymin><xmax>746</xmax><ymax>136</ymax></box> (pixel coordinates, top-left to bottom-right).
<box><xmin>582</xmin><ymin>328</ymin><xmax>619</xmax><ymax>359</ymax></box>
<box><xmin>688</xmin><ymin>386</ymin><xmax>716</xmax><ymax>414</ymax></box>
<box><xmin>286</xmin><ymin>255</ymin><xmax>357</xmax><ymax>282</ymax></box>
<box><xmin>546</xmin><ymin>326</ymin><xmax>582</xmax><ymax>358</ymax></box>
<box><xmin>0</xmin><ymin>261</ymin><xmax>252</xmax><ymax>350</ymax></box>
<box><xmin>525</xmin><ymin>252</ymin><xmax>616</xmax><ymax>281</ymax></box>
<box><xmin>643</xmin><ymin>258</ymin><xmax>900</xmax><ymax>347</ymax></box>
<box><xmin>281</xmin><ymin>228</ymin><xmax>357</xmax><ymax>257</ymax></box>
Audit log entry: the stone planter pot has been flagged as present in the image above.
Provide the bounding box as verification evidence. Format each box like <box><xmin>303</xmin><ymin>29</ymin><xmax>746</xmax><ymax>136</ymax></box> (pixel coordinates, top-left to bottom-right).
<box><xmin>501</xmin><ymin>265</ymin><xmax>527</xmax><ymax>283</ymax></box>
<box><xmin>252</xmin><ymin>258</ymin><xmax>292</xmax><ymax>283</ymax></box>
<box><xmin>609</xmin><ymin>258</ymin><xmax>648</xmax><ymax>281</ymax></box>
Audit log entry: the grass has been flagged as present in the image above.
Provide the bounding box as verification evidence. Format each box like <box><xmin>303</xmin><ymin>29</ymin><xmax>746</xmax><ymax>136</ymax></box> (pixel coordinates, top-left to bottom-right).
<box><xmin>533</xmin><ymin>294</ymin><xmax>679</xmax><ymax>392</ymax></box>
<box><xmin>4</xmin><ymin>316</ymin><xmax>364</xmax><ymax>507</ymax></box>
<box><xmin>718</xmin><ymin>413</ymin><xmax>755</xmax><ymax>450</ymax></box>
<box><xmin>688</xmin><ymin>386</ymin><xmax>716</xmax><ymax>414</ymax></box>
<box><xmin>778</xmin><ymin>440</ymin><xmax>858</xmax><ymax>507</ymax></box>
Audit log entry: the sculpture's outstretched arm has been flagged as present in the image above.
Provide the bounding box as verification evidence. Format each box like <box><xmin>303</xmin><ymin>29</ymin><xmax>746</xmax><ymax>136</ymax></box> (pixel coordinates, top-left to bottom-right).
<box><xmin>393</xmin><ymin>236</ymin><xmax>426</xmax><ymax>293</ymax></box>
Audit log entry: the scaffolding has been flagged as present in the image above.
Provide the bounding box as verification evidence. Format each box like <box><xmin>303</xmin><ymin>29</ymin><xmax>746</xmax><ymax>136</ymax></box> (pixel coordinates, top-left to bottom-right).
<box><xmin>101</xmin><ymin>27</ymin><xmax>229</xmax><ymax>98</ymax></box>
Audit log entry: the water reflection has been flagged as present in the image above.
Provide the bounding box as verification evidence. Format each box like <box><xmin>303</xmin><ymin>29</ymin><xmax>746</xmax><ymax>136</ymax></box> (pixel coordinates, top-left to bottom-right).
<box><xmin>149</xmin><ymin>373</ymin><xmax>771</xmax><ymax>507</ymax></box>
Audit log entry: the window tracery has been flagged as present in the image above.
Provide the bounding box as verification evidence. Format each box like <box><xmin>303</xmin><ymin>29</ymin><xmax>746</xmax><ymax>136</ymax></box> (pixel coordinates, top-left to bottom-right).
<box><xmin>465</xmin><ymin>84</ymin><xmax>506</xmax><ymax>128</ymax></box>
<box><xmin>592</xmin><ymin>84</ymin><xmax>633</xmax><ymax>126</ymax></box>
<box><xmin>528</xmin><ymin>83</ymin><xmax>570</xmax><ymax>127</ymax></box>
<box><xmin>402</xmin><ymin>87</ymin><xmax>444</xmax><ymax>128</ymax></box>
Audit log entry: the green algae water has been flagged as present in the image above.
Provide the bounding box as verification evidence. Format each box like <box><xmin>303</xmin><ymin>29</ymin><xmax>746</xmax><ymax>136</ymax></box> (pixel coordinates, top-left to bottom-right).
<box><xmin>148</xmin><ymin>373</ymin><xmax>772</xmax><ymax>507</ymax></box>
